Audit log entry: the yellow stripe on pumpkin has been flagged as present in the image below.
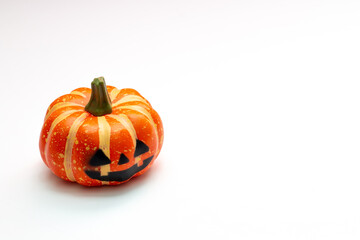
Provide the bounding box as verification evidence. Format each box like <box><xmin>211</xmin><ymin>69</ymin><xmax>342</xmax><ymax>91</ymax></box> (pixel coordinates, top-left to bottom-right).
<box><xmin>107</xmin><ymin>114</ymin><xmax>137</xmax><ymax>147</ymax></box>
<box><xmin>44</xmin><ymin>110</ymin><xmax>82</xmax><ymax>166</ymax></box>
<box><xmin>45</xmin><ymin>102</ymin><xmax>83</xmax><ymax>122</ymax></box>
<box><xmin>98</xmin><ymin>116</ymin><xmax>111</xmax><ymax>185</ymax></box>
<box><xmin>115</xmin><ymin>105</ymin><xmax>159</xmax><ymax>150</ymax></box>
<box><xmin>110</xmin><ymin>88</ymin><xmax>121</xmax><ymax>101</ymax></box>
<box><xmin>70</xmin><ymin>91</ymin><xmax>87</xmax><ymax>98</ymax></box>
<box><xmin>112</xmin><ymin>95</ymin><xmax>149</xmax><ymax>108</ymax></box>
<box><xmin>63</xmin><ymin>112</ymin><xmax>89</xmax><ymax>182</ymax></box>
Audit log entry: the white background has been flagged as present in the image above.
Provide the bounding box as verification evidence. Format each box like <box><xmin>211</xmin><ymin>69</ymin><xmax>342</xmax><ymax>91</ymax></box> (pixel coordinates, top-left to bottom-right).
<box><xmin>1</xmin><ymin>0</ymin><xmax>360</xmax><ymax>239</ymax></box>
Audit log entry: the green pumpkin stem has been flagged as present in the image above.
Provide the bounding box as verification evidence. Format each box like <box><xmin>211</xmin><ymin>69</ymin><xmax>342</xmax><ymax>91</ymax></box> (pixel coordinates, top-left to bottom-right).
<box><xmin>85</xmin><ymin>77</ymin><xmax>112</xmax><ymax>116</ymax></box>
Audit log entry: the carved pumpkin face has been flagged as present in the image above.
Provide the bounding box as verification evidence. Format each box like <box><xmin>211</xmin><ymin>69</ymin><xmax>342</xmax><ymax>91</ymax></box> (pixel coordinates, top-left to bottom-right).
<box><xmin>39</xmin><ymin>77</ymin><xmax>163</xmax><ymax>186</ymax></box>
<box><xmin>85</xmin><ymin>140</ymin><xmax>154</xmax><ymax>182</ymax></box>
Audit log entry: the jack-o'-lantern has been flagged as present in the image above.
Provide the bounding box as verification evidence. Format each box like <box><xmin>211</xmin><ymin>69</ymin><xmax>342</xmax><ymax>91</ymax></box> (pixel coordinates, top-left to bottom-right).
<box><xmin>39</xmin><ymin>77</ymin><xmax>164</xmax><ymax>186</ymax></box>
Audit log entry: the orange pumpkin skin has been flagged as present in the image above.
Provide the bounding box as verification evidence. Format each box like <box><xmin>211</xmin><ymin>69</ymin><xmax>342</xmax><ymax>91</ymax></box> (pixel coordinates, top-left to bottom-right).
<box><xmin>39</xmin><ymin>83</ymin><xmax>163</xmax><ymax>186</ymax></box>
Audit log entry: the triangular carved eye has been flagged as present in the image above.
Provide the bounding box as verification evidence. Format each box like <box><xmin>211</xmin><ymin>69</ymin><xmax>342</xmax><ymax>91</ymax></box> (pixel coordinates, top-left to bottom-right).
<box><xmin>89</xmin><ymin>149</ymin><xmax>111</xmax><ymax>166</ymax></box>
<box><xmin>118</xmin><ymin>154</ymin><xmax>129</xmax><ymax>165</ymax></box>
<box><xmin>134</xmin><ymin>140</ymin><xmax>149</xmax><ymax>157</ymax></box>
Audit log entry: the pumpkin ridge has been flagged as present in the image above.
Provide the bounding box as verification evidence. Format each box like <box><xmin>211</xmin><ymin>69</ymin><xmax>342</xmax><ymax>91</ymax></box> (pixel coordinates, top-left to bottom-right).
<box><xmin>116</xmin><ymin>105</ymin><xmax>159</xmax><ymax>145</ymax></box>
<box><xmin>64</xmin><ymin>112</ymin><xmax>89</xmax><ymax>182</ymax></box>
<box><xmin>44</xmin><ymin>110</ymin><xmax>82</xmax><ymax>165</ymax></box>
<box><xmin>97</xmin><ymin>116</ymin><xmax>111</xmax><ymax>185</ymax></box>
<box><xmin>111</xmin><ymin>88</ymin><xmax>142</xmax><ymax>104</ymax></box>
<box><xmin>112</xmin><ymin>95</ymin><xmax>149</xmax><ymax>108</ymax></box>
<box><xmin>70</xmin><ymin>91</ymin><xmax>87</xmax><ymax>98</ymax></box>
<box><xmin>45</xmin><ymin>102</ymin><xmax>84</xmax><ymax>122</ymax></box>
<box><xmin>109</xmin><ymin>87</ymin><xmax>120</xmax><ymax>101</ymax></box>
<box><xmin>107</xmin><ymin>114</ymin><xmax>137</xmax><ymax>147</ymax></box>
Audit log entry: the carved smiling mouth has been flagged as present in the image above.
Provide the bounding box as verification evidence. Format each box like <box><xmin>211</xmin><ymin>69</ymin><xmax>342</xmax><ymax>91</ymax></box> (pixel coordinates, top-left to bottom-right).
<box><xmin>85</xmin><ymin>140</ymin><xmax>154</xmax><ymax>182</ymax></box>
<box><xmin>85</xmin><ymin>156</ymin><xmax>153</xmax><ymax>182</ymax></box>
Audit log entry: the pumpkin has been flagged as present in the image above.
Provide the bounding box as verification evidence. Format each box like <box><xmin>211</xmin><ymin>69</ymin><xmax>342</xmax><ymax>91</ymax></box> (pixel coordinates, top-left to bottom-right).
<box><xmin>39</xmin><ymin>77</ymin><xmax>164</xmax><ymax>186</ymax></box>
